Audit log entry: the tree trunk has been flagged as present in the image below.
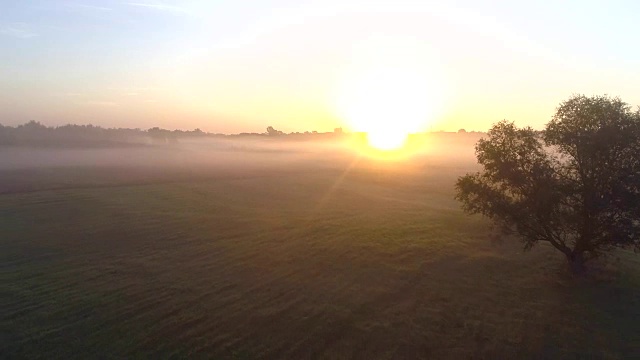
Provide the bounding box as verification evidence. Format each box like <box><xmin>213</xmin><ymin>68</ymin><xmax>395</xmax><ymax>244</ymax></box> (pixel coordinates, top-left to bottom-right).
<box><xmin>566</xmin><ymin>251</ymin><xmax>586</xmax><ymax>275</ymax></box>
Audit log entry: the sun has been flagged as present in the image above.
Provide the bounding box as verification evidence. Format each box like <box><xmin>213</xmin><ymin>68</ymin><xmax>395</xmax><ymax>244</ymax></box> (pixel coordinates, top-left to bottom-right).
<box><xmin>334</xmin><ymin>37</ymin><xmax>446</xmax><ymax>152</ymax></box>
<box><xmin>367</xmin><ymin>130</ymin><xmax>407</xmax><ymax>150</ymax></box>
<box><xmin>337</xmin><ymin>66</ymin><xmax>432</xmax><ymax>150</ymax></box>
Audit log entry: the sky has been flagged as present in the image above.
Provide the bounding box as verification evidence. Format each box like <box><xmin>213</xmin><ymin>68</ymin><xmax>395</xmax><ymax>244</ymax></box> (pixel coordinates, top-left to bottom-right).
<box><xmin>1</xmin><ymin>0</ymin><xmax>639</xmax><ymax>133</ymax></box>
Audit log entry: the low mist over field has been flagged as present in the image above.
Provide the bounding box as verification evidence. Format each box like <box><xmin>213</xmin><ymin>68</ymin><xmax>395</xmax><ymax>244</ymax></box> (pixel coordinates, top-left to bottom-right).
<box><xmin>0</xmin><ymin>129</ymin><xmax>481</xmax><ymax>194</ymax></box>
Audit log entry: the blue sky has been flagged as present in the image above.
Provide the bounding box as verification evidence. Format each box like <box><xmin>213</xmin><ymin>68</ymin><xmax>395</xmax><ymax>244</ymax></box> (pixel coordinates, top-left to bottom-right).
<box><xmin>1</xmin><ymin>0</ymin><xmax>639</xmax><ymax>133</ymax></box>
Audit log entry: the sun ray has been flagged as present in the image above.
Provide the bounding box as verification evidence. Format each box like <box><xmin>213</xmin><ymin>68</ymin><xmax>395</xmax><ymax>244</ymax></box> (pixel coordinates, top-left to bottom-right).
<box><xmin>307</xmin><ymin>154</ymin><xmax>362</xmax><ymax>219</ymax></box>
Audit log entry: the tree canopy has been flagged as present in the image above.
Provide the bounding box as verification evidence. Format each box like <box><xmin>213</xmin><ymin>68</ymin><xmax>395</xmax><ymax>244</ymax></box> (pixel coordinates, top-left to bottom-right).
<box><xmin>455</xmin><ymin>95</ymin><xmax>640</xmax><ymax>273</ymax></box>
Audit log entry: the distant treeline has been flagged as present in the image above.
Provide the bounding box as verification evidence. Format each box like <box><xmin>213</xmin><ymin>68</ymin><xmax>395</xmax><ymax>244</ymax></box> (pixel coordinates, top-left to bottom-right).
<box><xmin>0</xmin><ymin>121</ymin><xmax>484</xmax><ymax>147</ymax></box>
<box><xmin>0</xmin><ymin>121</ymin><xmax>151</xmax><ymax>147</ymax></box>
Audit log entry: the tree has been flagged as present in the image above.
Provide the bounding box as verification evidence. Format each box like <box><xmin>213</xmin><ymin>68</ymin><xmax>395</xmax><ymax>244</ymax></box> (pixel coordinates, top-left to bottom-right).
<box><xmin>455</xmin><ymin>95</ymin><xmax>640</xmax><ymax>273</ymax></box>
<box><xmin>266</xmin><ymin>126</ymin><xmax>283</xmax><ymax>136</ymax></box>
<box><xmin>148</xmin><ymin>127</ymin><xmax>169</xmax><ymax>144</ymax></box>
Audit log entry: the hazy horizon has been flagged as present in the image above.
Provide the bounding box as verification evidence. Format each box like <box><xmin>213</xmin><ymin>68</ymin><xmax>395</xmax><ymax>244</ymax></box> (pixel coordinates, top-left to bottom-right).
<box><xmin>2</xmin><ymin>1</ymin><xmax>640</xmax><ymax>135</ymax></box>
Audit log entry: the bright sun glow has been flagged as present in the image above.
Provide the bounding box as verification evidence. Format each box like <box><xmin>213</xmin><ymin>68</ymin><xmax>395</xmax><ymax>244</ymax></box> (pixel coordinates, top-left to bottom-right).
<box><xmin>334</xmin><ymin>37</ymin><xmax>447</xmax><ymax>151</ymax></box>
<box><xmin>368</xmin><ymin>130</ymin><xmax>408</xmax><ymax>150</ymax></box>
<box><xmin>338</xmin><ymin>66</ymin><xmax>433</xmax><ymax>150</ymax></box>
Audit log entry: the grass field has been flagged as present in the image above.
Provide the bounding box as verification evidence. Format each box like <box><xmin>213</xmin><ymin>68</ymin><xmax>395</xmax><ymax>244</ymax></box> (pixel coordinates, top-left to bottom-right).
<box><xmin>2</xmin><ymin>145</ymin><xmax>640</xmax><ymax>359</ymax></box>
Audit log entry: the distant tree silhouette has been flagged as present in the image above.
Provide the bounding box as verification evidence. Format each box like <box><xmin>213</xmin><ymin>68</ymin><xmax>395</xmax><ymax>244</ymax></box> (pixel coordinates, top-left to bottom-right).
<box><xmin>458</xmin><ymin>128</ymin><xmax>467</xmax><ymax>133</ymax></box>
<box><xmin>0</xmin><ymin>122</ymin><xmax>174</xmax><ymax>146</ymax></box>
<box><xmin>0</xmin><ymin>121</ymin><xmax>353</xmax><ymax>146</ymax></box>
<box><xmin>0</xmin><ymin>123</ymin><xmax>8</xmax><ymax>143</ymax></box>
<box><xmin>266</xmin><ymin>126</ymin><xmax>283</xmax><ymax>136</ymax></box>
<box><xmin>148</xmin><ymin>127</ymin><xmax>170</xmax><ymax>144</ymax></box>
<box><xmin>455</xmin><ymin>95</ymin><xmax>640</xmax><ymax>274</ymax></box>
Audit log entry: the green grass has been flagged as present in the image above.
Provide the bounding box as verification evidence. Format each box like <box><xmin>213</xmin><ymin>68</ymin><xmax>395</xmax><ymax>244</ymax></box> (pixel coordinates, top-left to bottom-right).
<box><xmin>2</xmin><ymin>163</ymin><xmax>640</xmax><ymax>359</ymax></box>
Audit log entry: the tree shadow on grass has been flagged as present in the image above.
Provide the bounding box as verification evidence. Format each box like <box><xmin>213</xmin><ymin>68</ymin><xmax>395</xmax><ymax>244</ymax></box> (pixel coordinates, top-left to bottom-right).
<box><xmin>550</xmin><ymin>257</ymin><xmax>640</xmax><ymax>358</ymax></box>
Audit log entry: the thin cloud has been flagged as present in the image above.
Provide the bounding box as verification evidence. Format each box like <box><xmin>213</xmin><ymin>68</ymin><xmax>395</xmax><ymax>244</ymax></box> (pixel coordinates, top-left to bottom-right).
<box><xmin>67</xmin><ymin>4</ymin><xmax>113</xmax><ymax>11</ymax></box>
<box><xmin>87</xmin><ymin>101</ymin><xmax>119</xmax><ymax>107</ymax></box>
<box><xmin>125</xmin><ymin>2</ymin><xmax>192</xmax><ymax>15</ymax></box>
<box><xmin>106</xmin><ymin>86</ymin><xmax>163</xmax><ymax>92</ymax></box>
<box><xmin>52</xmin><ymin>92</ymin><xmax>84</xmax><ymax>97</ymax></box>
<box><xmin>0</xmin><ymin>23</ymin><xmax>38</xmax><ymax>38</ymax></box>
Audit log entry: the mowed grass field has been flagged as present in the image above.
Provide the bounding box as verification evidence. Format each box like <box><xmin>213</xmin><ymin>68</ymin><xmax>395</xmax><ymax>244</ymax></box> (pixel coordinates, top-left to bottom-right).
<box><xmin>2</xmin><ymin>151</ymin><xmax>640</xmax><ymax>359</ymax></box>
